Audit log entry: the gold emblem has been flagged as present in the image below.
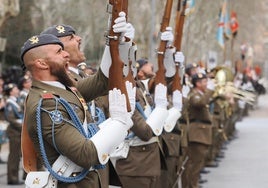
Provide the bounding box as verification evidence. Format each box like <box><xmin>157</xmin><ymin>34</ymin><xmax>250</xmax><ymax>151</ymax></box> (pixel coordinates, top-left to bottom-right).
<box><xmin>197</xmin><ymin>73</ymin><xmax>203</xmax><ymax>78</ymax></box>
<box><xmin>29</xmin><ymin>36</ymin><xmax>39</xmax><ymax>44</ymax></box>
<box><xmin>8</xmin><ymin>83</ymin><xmax>14</xmax><ymax>89</ymax></box>
<box><xmin>56</xmin><ymin>25</ymin><xmax>65</xmax><ymax>33</ymax></box>
<box><xmin>33</xmin><ymin>178</ymin><xmax>40</xmax><ymax>184</ymax></box>
<box><xmin>79</xmin><ymin>97</ymin><xmax>88</xmax><ymax>111</ymax></box>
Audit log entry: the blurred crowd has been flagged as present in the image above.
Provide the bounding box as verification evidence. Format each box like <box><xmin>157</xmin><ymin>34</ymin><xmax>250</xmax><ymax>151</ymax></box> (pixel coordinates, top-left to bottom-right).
<box><xmin>0</xmin><ymin>67</ymin><xmax>32</xmax><ymax>184</ymax></box>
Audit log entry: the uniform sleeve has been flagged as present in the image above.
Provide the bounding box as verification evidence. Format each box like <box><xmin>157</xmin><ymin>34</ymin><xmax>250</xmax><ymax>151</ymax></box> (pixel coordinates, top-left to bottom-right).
<box><xmin>77</xmin><ymin>69</ymin><xmax>109</xmax><ymax>102</ymax></box>
<box><xmin>5</xmin><ymin>104</ymin><xmax>22</xmax><ymax>131</ymax></box>
<box><xmin>130</xmin><ymin>109</ymin><xmax>154</xmax><ymax>141</ymax></box>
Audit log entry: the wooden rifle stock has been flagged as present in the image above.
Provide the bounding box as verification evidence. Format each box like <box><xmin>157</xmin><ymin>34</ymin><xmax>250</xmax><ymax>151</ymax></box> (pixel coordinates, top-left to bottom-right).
<box><xmin>171</xmin><ymin>0</ymin><xmax>187</xmax><ymax>92</ymax></box>
<box><xmin>154</xmin><ymin>0</ymin><xmax>174</xmax><ymax>87</ymax></box>
<box><xmin>108</xmin><ymin>0</ymin><xmax>131</xmax><ymax>111</ymax></box>
<box><xmin>122</xmin><ymin>0</ymin><xmax>136</xmax><ymax>87</ymax></box>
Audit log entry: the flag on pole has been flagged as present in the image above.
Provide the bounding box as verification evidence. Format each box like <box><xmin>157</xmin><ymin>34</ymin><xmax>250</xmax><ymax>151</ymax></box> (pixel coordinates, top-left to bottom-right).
<box><xmin>224</xmin><ymin>0</ymin><xmax>232</xmax><ymax>40</ymax></box>
<box><xmin>185</xmin><ymin>0</ymin><xmax>195</xmax><ymax>16</ymax></box>
<box><xmin>230</xmin><ymin>11</ymin><xmax>239</xmax><ymax>37</ymax></box>
<box><xmin>216</xmin><ymin>1</ymin><xmax>226</xmax><ymax>49</ymax></box>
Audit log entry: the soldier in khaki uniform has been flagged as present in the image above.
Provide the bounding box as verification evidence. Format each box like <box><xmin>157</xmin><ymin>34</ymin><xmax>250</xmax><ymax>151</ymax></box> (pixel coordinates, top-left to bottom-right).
<box><xmin>21</xmin><ymin>14</ymin><xmax>136</xmax><ymax>188</ymax></box>
<box><xmin>183</xmin><ymin>73</ymin><xmax>214</xmax><ymax>188</ymax></box>
<box><xmin>4</xmin><ymin>83</ymin><xmax>24</xmax><ymax>185</ymax></box>
<box><xmin>41</xmin><ymin>24</ymin><xmax>134</xmax><ymax>187</ymax></box>
<box><xmin>160</xmin><ymin>46</ymin><xmax>185</xmax><ymax>187</ymax></box>
<box><xmin>114</xmin><ymin>58</ymin><xmax>168</xmax><ymax>188</ymax></box>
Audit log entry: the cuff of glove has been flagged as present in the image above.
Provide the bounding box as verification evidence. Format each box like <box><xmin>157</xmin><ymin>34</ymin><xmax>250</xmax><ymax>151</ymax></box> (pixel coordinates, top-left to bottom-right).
<box><xmin>146</xmin><ymin>107</ymin><xmax>168</xmax><ymax>136</ymax></box>
<box><xmin>90</xmin><ymin>119</ymin><xmax>129</xmax><ymax>164</ymax></box>
<box><xmin>164</xmin><ymin>107</ymin><xmax>181</xmax><ymax>132</ymax></box>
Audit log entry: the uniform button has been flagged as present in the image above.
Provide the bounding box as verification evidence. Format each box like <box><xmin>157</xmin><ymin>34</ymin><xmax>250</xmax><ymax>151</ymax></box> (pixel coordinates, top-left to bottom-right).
<box><xmin>171</xmin><ymin>136</ymin><xmax>174</xmax><ymax>140</ymax></box>
<box><xmin>142</xmin><ymin>147</ymin><xmax>146</xmax><ymax>151</ymax></box>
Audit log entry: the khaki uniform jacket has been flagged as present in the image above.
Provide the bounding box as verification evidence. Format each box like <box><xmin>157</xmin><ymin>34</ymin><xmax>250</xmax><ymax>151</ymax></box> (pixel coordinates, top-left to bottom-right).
<box><xmin>25</xmin><ymin>70</ymin><xmax>108</xmax><ymax>188</ymax></box>
<box><xmin>115</xmin><ymin>80</ymin><xmax>162</xmax><ymax>177</ymax></box>
<box><xmin>188</xmin><ymin>89</ymin><xmax>213</xmax><ymax>145</ymax></box>
<box><xmin>5</xmin><ymin>97</ymin><xmax>23</xmax><ymax>136</ymax></box>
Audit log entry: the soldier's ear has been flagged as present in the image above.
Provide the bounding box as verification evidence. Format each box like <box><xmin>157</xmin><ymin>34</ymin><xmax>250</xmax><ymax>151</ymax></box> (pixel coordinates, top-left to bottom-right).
<box><xmin>35</xmin><ymin>59</ymin><xmax>49</xmax><ymax>70</ymax></box>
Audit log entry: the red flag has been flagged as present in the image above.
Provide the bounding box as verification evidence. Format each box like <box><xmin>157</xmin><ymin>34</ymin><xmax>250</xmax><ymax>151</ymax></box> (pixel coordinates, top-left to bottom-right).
<box><xmin>230</xmin><ymin>11</ymin><xmax>239</xmax><ymax>36</ymax></box>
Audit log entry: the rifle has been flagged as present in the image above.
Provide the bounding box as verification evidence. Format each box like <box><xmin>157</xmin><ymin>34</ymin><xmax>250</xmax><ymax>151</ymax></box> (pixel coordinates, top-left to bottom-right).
<box><xmin>153</xmin><ymin>0</ymin><xmax>174</xmax><ymax>88</ymax></box>
<box><xmin>107</xmin><ymin>0</ymin><xmax>131</xmax><ymax>111</ymax></box>
<box><xmin>122</xmin><ymin>0</ymin><xmax>136</xmax><ymax>87</ymax></box>
<box><xmin>172</xmin><ymin>155</ymin><xmax>189</xmax><ymax>188</ymax></box>
<box><xmin>172</xmin><ymin>0</ymin><xmax>187</xmax><ymax>92</ymax></box>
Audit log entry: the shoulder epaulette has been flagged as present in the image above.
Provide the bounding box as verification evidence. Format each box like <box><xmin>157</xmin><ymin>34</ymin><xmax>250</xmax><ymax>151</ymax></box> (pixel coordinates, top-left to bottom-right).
<box><xmin>41</xmin><ymin>93</ymin><xmax>54</xmax><ymax>99</ymax></box>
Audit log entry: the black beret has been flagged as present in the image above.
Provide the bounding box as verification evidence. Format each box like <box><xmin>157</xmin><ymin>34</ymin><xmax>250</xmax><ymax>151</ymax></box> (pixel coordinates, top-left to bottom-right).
<box><xmin>20</xmin><ymin>34</ymin><xmax>64</xmax><ymax>68</ymax></box>
<box><xmin>136</xmin><ymin>58</ymin><xmax>148</xmax><ymax>71</ymax></box>
<box><xmin>185</xmin><ymin>63</ymin><xmax>198</xmax><ymax>75</ymax></box>
<box><xmin>186</xmin><ymin>62</ymin><xmax>198</xmax><ymax>70</ymax></box>
<box><xmin>41</xmin><ymin>24</ymin><xmax>75</xmax><ymax>37</ymax></box>
<box><xmin>192</xmin><ymin>73</ymin><xmax>207</xmax><ymax>85</ymax></box>
<box><xmin>4</xmin><ymin>83</ymin><xmax>17</xmax><ymax>96</ymax></box>
<box><xmin>18</xmin><ymin>75</ymin><xmax>31</xmax><ymax>90</ymax></box>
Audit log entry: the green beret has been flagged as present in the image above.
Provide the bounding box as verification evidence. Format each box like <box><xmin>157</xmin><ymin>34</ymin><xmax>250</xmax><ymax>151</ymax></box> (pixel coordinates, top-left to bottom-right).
<box><xmin>41</xmin><ymin>24</ymin><xmax>75</xmax><ymax>37</ymax></box>
<box><xmin>20</xmin><ymin>34</ymin><xmax>64</xmax><ymax>69</ymax></box>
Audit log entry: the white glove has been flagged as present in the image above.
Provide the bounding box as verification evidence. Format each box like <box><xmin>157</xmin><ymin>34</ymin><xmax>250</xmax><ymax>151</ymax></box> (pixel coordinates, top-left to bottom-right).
<box><xmin>125</xmin><ymin>81</ymin><xmax>136</xmax><ymax>116</ymax></box>
<box><xmin>160</xmin><ymin>26</ymin><xmax>174</xmax><ymax>46</ymax></box>
<box><xmin>172</xmin><ymin>90</ymin><xmax>182</xmax><ymax>111</ymax></box>
<box><xmin>113</xmin><ymin>12</ymin><xmax>127</xmax><ymax>33</ymax></box>
<box><xmin>154</xmin><ymin>83</ymin><xmax>168</xmax><ymax>108</ymax></box>
<box><xmin>124</xmin><ymin>23</ymin><xmax>135</xmax><ymax>41</ymax></box>
<box><xmin>207</xmin><ymin>78</ymin><xmax>215</xmax><ymax>91</ymax></box>
<box><xmin>100</xmin><ymin>41</ymin><xmax>132</xmax><ymax>78</ymax></box>
<box><xmin>182</xmin><ymin>85</ymin><xmax>190</xmax><ymax>98</ymax></box>
<box><xmin>174</xmin><ymin>51</ymin><xmax>185</xmax><ymax>64</ymax></box>
<box><xmin>109</xmin><ymin>88</ymin><xmax>131</xmax><ymax>128</ymax></box>
<box><xmin>164</xmin><ymin>47</ymin><xmax>176</xmax><ymax>77</ymax></box>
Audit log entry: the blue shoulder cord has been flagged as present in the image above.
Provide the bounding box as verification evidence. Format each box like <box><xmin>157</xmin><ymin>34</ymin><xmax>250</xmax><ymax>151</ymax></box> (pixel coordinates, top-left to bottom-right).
<box><xmin>125</xmin><ymin>102</ymin><xmax>148</xmax><ymax>140</ymax></box>
<box><xmin>88</xmin><ymin>101</ymin><xmax>106</xmax><ymax>126</ymax></box>
<box><xmin>135</xmin><ymin>102</ymin><xmax>147</xmax><ymax>120</ymax></box>
<box><xmin>36</xmin><ymin>97</ymin><xmax>104</xmax><ymax>183</ymax></box>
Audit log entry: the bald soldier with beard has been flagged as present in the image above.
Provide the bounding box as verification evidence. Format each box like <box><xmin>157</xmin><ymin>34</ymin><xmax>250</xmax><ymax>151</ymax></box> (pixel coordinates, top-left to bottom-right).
<box><xmin>21</xmin><ymin>12</ymin><xmax>136</xmax><ymax>188</ymax></box>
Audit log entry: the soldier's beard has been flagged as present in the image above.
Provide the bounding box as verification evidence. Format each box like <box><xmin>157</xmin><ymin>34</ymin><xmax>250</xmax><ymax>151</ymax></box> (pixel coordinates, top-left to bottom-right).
<box><xmin>51</xmin><ymin>64</ymin><xmax>74</xmax><ymax>87</ymax></box>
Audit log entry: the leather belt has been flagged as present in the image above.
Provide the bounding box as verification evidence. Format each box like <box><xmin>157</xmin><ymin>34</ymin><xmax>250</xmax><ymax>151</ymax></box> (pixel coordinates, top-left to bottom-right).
<box><xmin>189</xmin><ymin>119</ymin><xmax>211</xmax><ymax>124</ymax></box>
<box><xmin>179</xmin><ymin>119</ymin><xmax>187</xmax><ymax>124</ymax></box>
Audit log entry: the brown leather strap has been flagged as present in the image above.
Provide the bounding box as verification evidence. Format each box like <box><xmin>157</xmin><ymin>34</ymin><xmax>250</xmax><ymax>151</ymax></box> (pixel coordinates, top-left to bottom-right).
<box><xmin>21</xmin><ymin>98</ymin><xmax>38</xmax><ymax>173</ymax></box>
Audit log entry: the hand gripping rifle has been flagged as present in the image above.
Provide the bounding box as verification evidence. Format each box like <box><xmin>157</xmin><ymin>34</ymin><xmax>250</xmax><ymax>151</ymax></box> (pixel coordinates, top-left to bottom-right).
<box><xmin>107</xmin><ymin>0</ymin><xmax>131</xmax><ymax>111</ymax></box>
<box><xmin>153</xmin><ymin>0</ymin><xmax>174</xmax><ymax>89</ymax></box>
<box><xmin>171</xmin><ymin>0</ymin><xmax>187</xmax><ymax>93</ymax></box>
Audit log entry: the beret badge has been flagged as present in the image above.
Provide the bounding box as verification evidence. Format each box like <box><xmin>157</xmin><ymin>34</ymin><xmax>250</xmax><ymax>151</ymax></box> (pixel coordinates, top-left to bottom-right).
<box><xmin>56</xmin><ymin>25</ymin><xmax>66</xmax><ymax>34</ymax></box>
<box><xmin>29</xmin><ymin>36</ymin><xmax>39</xmax><ymax>45</ymax></box>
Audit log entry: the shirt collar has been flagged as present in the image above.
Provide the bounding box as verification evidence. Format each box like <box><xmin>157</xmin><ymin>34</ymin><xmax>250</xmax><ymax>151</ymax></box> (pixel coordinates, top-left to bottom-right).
<box><xmin>42</xmin><ymin>81</ymin><xmax>66</xmax><ymax>90</ymax></box>
<box><xmin>69</xmin><ymin>66</ymin><xmax>79</xmax><ymax>75</ymax></box>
